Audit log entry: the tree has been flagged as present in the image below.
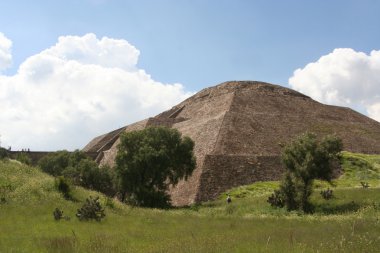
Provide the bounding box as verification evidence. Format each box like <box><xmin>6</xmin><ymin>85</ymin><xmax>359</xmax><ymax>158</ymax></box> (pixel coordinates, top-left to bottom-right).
<box><xmin>39</xmin><ymin>150</ymin><xmax>115</xmax><ymax>196</ymax></box>
<box><xmin>0</xmin><ymin>147</ymin><xmax>8</xmax><ymax>160</ymax></box>
<box><xmin>72</xmin><ymin>160</ymin><xmax>115</xmax><ymax>196</ymax></box>
<box><xmin>16</xmin><ymin>152</ymin><xmax>32</xmax><ymax>165</ymax></box>
<box><xmin>115</xmin><ymin>127</ymin><xmax>196</xmax><ymax>208</ymax></box>
<box><xmin>38</xmin><ymin>150</ymin><xmax>71</xmax><ymax>176</ymax></box>
<box><xmin>268</xmin><ymin>132</ymin><xmax>342</xmax><ymax>212</ymax></box>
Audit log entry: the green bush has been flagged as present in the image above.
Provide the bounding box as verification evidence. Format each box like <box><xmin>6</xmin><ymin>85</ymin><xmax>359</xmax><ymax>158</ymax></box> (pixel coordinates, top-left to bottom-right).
<box><xmin>360</xmin><ymin>181</ymin><xmax>370</xmax><ymax>188</ymax></box>
<box><xmin>0</xmin><ymin>147</ymin><xmax>9</xmax><ymax>160</ymax></box>
<box><xmin>39</xmin><ymin>151</ymin><xmax>71</xmax><ymax>176</ymax></box>
<box><xmin>16</xmin><ymin>152</ymin><xmax>32</xmax><ymax>165</ymax></box>
<box><xmin>39</xmin><ymin>150</ymin><xmax>116</xmax><ymax>196</ymax></box>
<box><xmin>55</xmin><ymin>176</ymin><xmax>73</xmax><ymax>200</ymax></box>
<box><xmin>53</xmin><ymin>208</ymin><xmax>70</xmax><ymax>221</ymax></box>
<box><xmin>53</xmin><ymin>208</ymin><xmax>64</xmax><ymax>220</ymax></box>
<box><xmin>74</xmin><ymin>161</ymin><xmax>115</xmax><ymax>195</ymax></box>
<box><xmin>76</xmin><ymin>196</ymin><xmax>105</xmax><ymax>222</ymax></box>
<box><xmin>267</xmin><ymin>189</ymin><xmax>284</xmax><ymax>208</ymax></box>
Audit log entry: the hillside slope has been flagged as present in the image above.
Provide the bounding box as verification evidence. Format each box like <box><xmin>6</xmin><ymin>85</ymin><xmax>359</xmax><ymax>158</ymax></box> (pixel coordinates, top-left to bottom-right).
<box><xmin>0</xmin><ymin>153</ymin><xmax>379</xmax><ymax>252</ymax></box>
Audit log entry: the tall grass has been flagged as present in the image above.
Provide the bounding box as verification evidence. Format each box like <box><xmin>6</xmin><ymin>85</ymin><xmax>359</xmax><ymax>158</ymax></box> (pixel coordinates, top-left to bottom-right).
<box><xmin>1</xmin><ymin>152</ymin><xmax>380</xmax><ymax>252</ymax></box>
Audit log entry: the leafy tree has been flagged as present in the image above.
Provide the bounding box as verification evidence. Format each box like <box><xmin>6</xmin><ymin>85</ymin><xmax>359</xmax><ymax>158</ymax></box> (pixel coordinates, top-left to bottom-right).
<box><xmin>269</xmin><ymin>133</ymin><xmax>342</xmax><ymax>212</ymax></box>
<box><xmin>16</xmin><ymin>152</ymin><xmax>32</xmax><ymax>165</ymax></box>
<box><xmin>38</xmin><ymin>150</ymin><xmax>71</xmax><ymax>176</ymax></box>
<box><xmin>115</xmin><ymin>127</ymin><xmax>196</xmax><ymax>208</ymax></box>
<box><xmin>72</xmin><ymin>160</ymin><xmax>115</xmax><ymax>195</ymax></box>
<box><xmin>0</xmin><ymin>147</ymin><xmax>8</xmax><ymax>160</ymax></box>
<box><xmin>40</xmin><ymin>150</ymin><xmax>115</xmax><ymax>196</ymax></box>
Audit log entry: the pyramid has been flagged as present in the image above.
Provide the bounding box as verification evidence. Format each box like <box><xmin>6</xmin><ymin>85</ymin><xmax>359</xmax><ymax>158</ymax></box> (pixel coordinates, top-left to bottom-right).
<box><xmin>83</xmin><ymin>81</ymin><xmax>380</xmax><ymax>206</ymax></box>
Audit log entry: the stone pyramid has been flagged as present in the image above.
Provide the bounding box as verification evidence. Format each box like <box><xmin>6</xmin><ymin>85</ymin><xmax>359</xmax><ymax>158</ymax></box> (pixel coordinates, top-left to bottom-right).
<box><xmin>83</xmin><ymin>81</ymin><xmax>380</xmax><ymax>206</ymax></box>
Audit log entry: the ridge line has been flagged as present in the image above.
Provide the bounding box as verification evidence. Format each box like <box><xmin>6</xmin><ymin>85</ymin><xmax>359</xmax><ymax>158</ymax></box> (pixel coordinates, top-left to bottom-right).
<box><xmin>211</xmin><ymin>89</ymin><xmax>237</xmax><ymax>154</ymax></box>
<box><xmin>194</xmin><ymin>89</ymin><xmax>237</xmax><ymax>202</ymax></box>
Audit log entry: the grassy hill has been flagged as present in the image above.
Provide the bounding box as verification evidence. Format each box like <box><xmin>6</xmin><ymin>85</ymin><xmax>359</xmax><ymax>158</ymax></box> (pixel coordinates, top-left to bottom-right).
<box><xmin>0</xmin><ymin>152</ymin><xmax>379</xmax><ymax>253</ymax></box>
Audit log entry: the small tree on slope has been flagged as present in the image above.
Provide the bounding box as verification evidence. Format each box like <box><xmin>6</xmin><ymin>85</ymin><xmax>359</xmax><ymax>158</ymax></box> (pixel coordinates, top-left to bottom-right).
<box><xmin>268</xmin><ymin>132</ymin><xmax>342</xmax><ymax>213</ymax></box>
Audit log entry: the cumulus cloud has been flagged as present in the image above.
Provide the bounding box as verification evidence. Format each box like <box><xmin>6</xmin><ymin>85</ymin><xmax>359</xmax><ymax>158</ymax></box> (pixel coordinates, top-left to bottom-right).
<box><xmin>0</xmin><ymin>33</ymin><xmax>193</xmax><ymax>151</ymax></box>
<box><xmin>0</xmin><ymin>32</ymin><xmax>12</xmax><ymax>71</ymax></box>
<box><xmin>367</xmin><ymin>103</ymin><xmax>380</xmax><ymax>122</ymax></box>
<box><xmin>289</xmin><ymin>48</ymin><xmax>380</xmax><ymax>122</ymax></box>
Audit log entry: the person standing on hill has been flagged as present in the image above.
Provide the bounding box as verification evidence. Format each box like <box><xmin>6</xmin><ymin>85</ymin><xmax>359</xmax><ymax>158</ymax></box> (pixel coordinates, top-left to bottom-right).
<box><xmin>226</xmin><ymin>194</ymin><xmax>232</xmax><ymax>204</ymax></box>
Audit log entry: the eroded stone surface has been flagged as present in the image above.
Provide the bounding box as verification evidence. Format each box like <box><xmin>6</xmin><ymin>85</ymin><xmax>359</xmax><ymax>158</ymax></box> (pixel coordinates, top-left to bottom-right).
<box><xmin>84</xmin><ymin>81</ymin><xmax>380</xmax><ymax>206</ymax></box>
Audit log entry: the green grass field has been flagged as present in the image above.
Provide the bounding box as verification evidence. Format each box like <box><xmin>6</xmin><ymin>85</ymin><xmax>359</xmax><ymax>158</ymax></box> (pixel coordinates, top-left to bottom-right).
<box><xmin>1</xmin><ymin>152</ymin><xmax>379</xmax><ymax>252</ymax></box>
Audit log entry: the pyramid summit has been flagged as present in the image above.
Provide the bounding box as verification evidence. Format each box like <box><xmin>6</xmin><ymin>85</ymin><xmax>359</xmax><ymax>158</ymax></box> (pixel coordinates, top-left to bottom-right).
<box><xmin>84</xmin><ymin>81</ymin><xmax>380</xmax><ymax>206</ymax></box>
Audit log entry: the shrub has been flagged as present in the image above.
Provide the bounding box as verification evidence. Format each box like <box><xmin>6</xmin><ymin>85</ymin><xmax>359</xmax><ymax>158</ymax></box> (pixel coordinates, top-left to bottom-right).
<box><xmin>360</xmin><ymin>181</ymin><xmax>370</xmax><ymax>188</ymax></box>
<box><xmin>39</xmin><ymin>151</ymin><xmax>71</xmax><ymax>176</ymax></box>
<box><xmin>53</xmin><ymin>208</ymin><xmax>70</xmax><ymax>221</ymax></box>
<box><xmin>39</xmin><ymin>150</ymin><xmax>116</xmax><ymax>196</ymax></box>
<box><xmin>55</xmin><ymin>176</ymin><xmax>73</xmax><ymax>200</ymax></box>
<box><xmin>16</xmin><ymin>152</ymin><xmax>32</xmax><ymax>165</ymax></box>
<box><xmin>75</xmin><ymin>160</ymin><xmax>115</xmax><ymax>195</ymax></box>
<box><xmin>76</xmin><ymin>196</ymin><xmax>105</xmax><ymax>222</ymax></box>
<box><xmin>320</xmin><ymin>188</ymin><xmax>333</xmax><ymax>200</ymax></box>
<box><xmin>0</xmin><ymin>147</ymin><xmax>9</xmax><ymax>160</ymax></box>
<box><xmin>53</xmin><ymin>208</ymin><xmax>64</xmax><ymax>220</ymax></box>
<box><xmin>267</xmin><ymin>189</ymin><xmax>284</xmax><ymax>208</ymax></box>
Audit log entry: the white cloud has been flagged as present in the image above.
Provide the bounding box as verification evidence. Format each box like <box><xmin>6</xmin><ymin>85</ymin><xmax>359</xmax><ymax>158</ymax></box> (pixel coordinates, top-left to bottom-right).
<box><xmin>0</xmin><ymin>32</ymin><xmax>12</xmax><ymax>71</ymax></box>
<box><xmin>0</xmin><ymin>33</ymin><xmax>193</xmax><ymax>151</ymax></box>
<box><xmin>367</xmin><ymin>103</ymin><xmax>380</xmax><ymax>122</ymax></box>
<box><xmin>289</xmin><ymin>48</ymin><xmax>380</xmax><ymax>122</ymax></box>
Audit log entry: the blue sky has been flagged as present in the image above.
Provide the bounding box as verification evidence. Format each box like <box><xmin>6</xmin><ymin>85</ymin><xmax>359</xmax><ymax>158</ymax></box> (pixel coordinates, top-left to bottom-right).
<box><xmin>2</xmin><ymin>0</ymin><xmax>379</xmax><ymax>88</ymax></box>
<box><xmin>0</xmin><ymin>0</ymin><xmax>380</xmax><ymax>150</ymax></box>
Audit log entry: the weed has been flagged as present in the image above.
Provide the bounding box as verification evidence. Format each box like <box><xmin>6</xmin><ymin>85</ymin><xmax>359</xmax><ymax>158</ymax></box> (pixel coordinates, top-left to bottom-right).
<box><xmin>360</xmin><ymin>181</ymin><xmax>370</xmax><ymax>188</ymax></box>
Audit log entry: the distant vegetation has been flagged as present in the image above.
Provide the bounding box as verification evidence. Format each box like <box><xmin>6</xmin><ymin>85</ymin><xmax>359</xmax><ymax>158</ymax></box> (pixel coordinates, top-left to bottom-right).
<box><xmin>0</xmin><ymin>147</ymin><xmax>8</xmax><ymax>160</ymax></box>
<box><xmin>38</xmin><ymin>150</ymin><xmax>115</xmax><ymax>196</ymax></box>
<box><xmin>34</xmin><ymin>127</ymin><xmax>196</xmax><ymax>209</ymax></box>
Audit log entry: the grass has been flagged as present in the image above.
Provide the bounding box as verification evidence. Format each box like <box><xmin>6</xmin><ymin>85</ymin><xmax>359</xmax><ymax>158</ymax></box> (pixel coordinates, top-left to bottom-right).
<box><xmin>1</xmin><ymin>152</ymin><xmax>380</xmax><ymax>252</ymax></box>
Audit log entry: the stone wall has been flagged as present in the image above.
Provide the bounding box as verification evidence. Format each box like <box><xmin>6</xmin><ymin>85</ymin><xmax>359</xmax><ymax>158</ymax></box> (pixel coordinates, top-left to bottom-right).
<box><xmin>196</xmin><ymin>154</ymin><xmax>283</xmax><ymax>202</ymax></box>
